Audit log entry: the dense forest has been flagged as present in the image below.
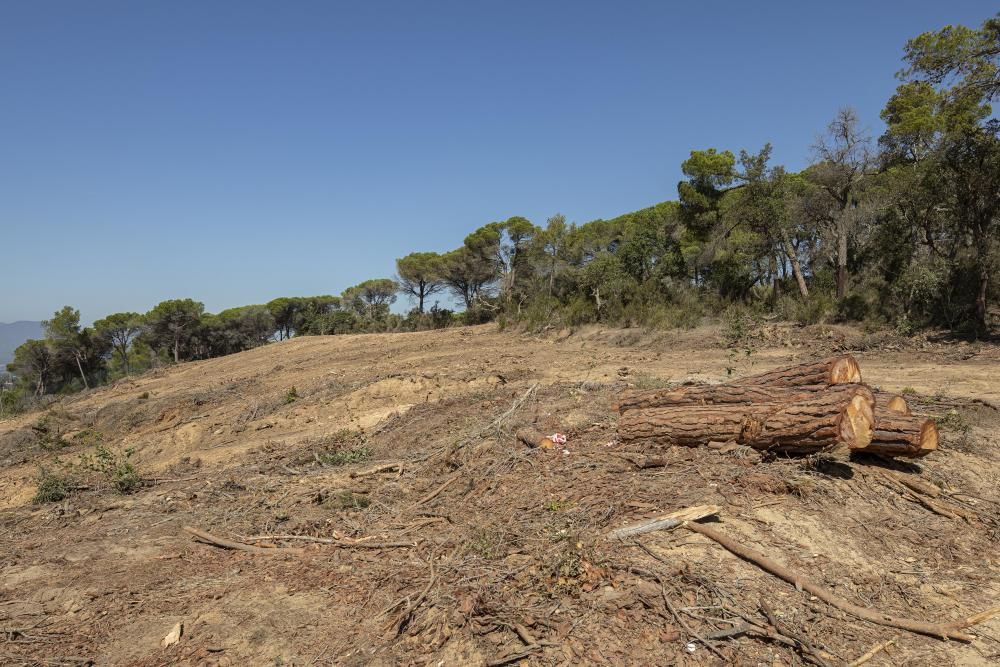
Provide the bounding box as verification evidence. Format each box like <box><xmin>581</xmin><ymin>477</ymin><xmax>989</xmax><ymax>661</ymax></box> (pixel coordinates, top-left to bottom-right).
<box><xmin>3</xmin><ymin>14</ymin><xmax>998</xmax><ymax>415</ymax></box>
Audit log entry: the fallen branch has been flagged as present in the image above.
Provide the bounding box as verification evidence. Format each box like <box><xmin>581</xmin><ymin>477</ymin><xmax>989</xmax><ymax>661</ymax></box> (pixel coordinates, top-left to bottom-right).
<box><xmin>606</xmin><ymin>505</ymin><xmax>721</xmax><ymax>540</ymax></box>
<box><xmin>650</xmin><ymin>565</ymin><xmax>727</xmax><ymax>661</ymax></box>
<box><xmin>350</xmin><ymin>463</ymin><xmax>403</xmax><ymax>478</ymax></box>
<box><xmin>386</xmin><ymin>559</ymin><xmax>436</xmax><ymax>635</ymax></box>
<box><xmin>182</xmin><ymin>526</ymin><xmax>304</xmax><ymax>555</ymax></box>
<box><xmin>242</xmin><ymin>535</ymin><xmax>417</xmax><ymax>549</ymax></box>
<box><xmin>874</xmin><ymin>472</ymin><xmax>967</xmax><ymax>521</ymax></box>
<box><xmin>682</xmin><ymin>521</ymin><xmax>981</xmax><ymax>641</ymax></box>
<box><xmin>486</xmin><ymin>645</ymin><xmax>542</xmax><ymax>666</ymax></box>
<box><xmin>847</xmin><ymin>636</ymin><xmax>896</xmax><ymax>667</ymax></box>
<box><xmin>759</xmin><ymin>599</ymin><xmax>830</xmax><ymax>667</ymax></box>
<box><xmin>411</xmin><ymin>473</ymin><xmax>460</xmax><ymax>508</ymax></box>
<box><xmin>455</xmin><ymin>384</ymin><xmax>539</xmax><ymax>451</ymax></box>
<box><xmin>881</xmin><ymin>470</ymin><xmax>940</xmax><ymax>497</ymax></box>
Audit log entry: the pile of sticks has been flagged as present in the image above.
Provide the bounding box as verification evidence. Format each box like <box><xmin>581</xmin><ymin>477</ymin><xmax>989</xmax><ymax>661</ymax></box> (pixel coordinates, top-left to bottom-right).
<box><xmin>616</xmin><ymin>355</ymin><xmax>937</xmax><ymax>458</ymax></box>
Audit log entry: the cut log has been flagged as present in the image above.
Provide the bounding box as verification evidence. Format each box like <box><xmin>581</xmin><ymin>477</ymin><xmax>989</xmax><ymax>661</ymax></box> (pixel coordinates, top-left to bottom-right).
<box><xmin>876</xmin><ymin>393</ymin><xmax>910</xmax><ymax>415</ymax></box>
<box><xmin>617</xmin><ymin>384</ymin><xmax>825</xmax><ymax>413</ymax></box>
<box><xmin>618</xmin><ymin>385</ymin><xmax>875</xmax><ymax>454</ymax></box>
<box><xmin>731</xmin><ymin>355</ymin><xmax>862</xmax><ymax>388</ymax></box>
<box><xmin>864</xmin><ymin>415</ymin><xmax>938</xmax><ymax>458</ymax></box>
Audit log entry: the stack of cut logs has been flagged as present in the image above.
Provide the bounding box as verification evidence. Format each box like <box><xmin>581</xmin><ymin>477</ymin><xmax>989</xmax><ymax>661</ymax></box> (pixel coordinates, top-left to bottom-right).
<box><xmin>616</xmin><ymin>355</ymin><xmax>937</xmax><ymax>458</ymax></box>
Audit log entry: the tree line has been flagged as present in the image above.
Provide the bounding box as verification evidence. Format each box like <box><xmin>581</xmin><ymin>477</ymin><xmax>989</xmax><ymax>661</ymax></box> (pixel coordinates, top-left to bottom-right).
<box><xmin>3</xmin><ymin>14</ymin><xmax>998</xmax><ymax>414</ymax></box>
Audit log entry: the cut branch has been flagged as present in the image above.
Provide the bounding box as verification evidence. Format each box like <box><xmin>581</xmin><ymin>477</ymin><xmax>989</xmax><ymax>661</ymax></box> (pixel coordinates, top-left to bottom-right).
<box><xmin>606</xmin><ymin>505</ymin><xmax>721</xmax><ymax>540</ymax></box>
<box><xmin>682</xmin><ymin>520</ymin><xmax>981</xmax><ymax>641</ymax></box>
<box><xmin>183</xmin><ymin>526</ymin><xmax>304</xmax><ymax>555</ymax></box>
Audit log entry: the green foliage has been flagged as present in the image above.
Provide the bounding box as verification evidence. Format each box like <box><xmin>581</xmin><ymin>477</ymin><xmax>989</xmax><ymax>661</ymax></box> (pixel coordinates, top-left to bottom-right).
<box><xmin>342</xmin><ymin>279</ymin><xmax>398</xmax><ymax>319</ymax></box>
<box><xmin>72</xmin><ymin>429</ymin><xmax>104</xmax><ymax>447</ymax></box>
<box><xmin>317</xmin><ymin>446</ymin><xmax>371</xmax><ymax>467</ymax></box>
<box><xmin>721</xmin><ymin>304</ymin><xmax>763</xmax><ymax>347</ymax></box>
<box><xmin>331</xmin><ymin>491</ymin><xmax>371</xmax><ymax>510</ymax></box>
<box><xmin>78</xmin><ymin>445</ymin><xmax>141</xmax><ymax>494</ymax></box>
<box><xmin>144</xmin><ymin>299</ymin><xmax>205</xmax><ymax>363</ymax></box>
<box><xmin>33</xmin><ymin>467</ymin><xmax>72</xmax><ymax>504</ymax></box>
<box><xmin>396</xmin><ymin>252</ymin><xmax>445</xmax><ymax>313</ymax></box>
<box><xmin>284</xmin><ymin>386</ymin><xmax>298</xmax><ymax>404</ymax></box>
<box><xmin>545</xmin><ymin>499</ymin><xmax>572</xmax><ymax>512</ymax></box>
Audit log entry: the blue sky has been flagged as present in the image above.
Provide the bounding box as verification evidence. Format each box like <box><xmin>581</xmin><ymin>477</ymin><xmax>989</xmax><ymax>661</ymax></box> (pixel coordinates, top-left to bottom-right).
<box><xmin>1</xmin><ymin>0</ymin><xmax>994</xmax><ymax>322</ymax></box>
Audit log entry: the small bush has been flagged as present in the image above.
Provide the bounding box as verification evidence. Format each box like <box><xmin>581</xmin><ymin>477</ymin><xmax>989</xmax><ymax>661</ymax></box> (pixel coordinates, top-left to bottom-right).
<box><xmin>469</xmin><ymin>526</ymin><xmax>508</xmax><ymax>560</ymax></box>
<box><xmin>72</xmin><ymin>429</ymin><xmax>104</xmax><ymax>447</ymax></box>
<box><xmin>631</xmin><ymin>374</ymin><xmax>673</xmax><ymax>390</ymax></box>
<box><xmin>317</xmin><ymin>446</ymin><xmax>371</xmax><ymax>466</ymax></box>
<box><xmin>545</xmin><ymin>499</ymin><xmax>572</xmax><ymax>512</ymax></box>
<box><xmin>721</xmin><ymin>304</ymin><xmax>763</xmax><ymax>346</ymax></box>
<box><xmin>938</xmin><ymin>409</ymin><xmax>969</xmax><ymax>433</ymax></box>
<box><xmin>79</xmin><ymin>445</ymin><xmax>141</xmax><ymax>494</ymax></box>
<box><xmin>33</xmin><ymin>467</ymin><xmax>72</xmax><ymax>504</ymax></box>
<box><xmin>332</xmin><ymin>491</ymin><xmax>371</xmax><ymax>509</ymax></box>
<box><xmin>284</xmin><ymin>386</ymin><xmax>298</xmax><ymax>404</ymax></box>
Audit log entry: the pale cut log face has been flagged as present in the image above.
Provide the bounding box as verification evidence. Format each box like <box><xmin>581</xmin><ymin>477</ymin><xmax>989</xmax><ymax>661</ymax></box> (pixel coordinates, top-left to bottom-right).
<box><xmin>842</xmin><ymin>395</ymin><xmax>874</xmax><ymax>448</ymax></box>
<box><xmin>920</xmin><ymin>421</ymin><xmax>939</xmax><ymax>452</ymax></box>
<box><xmin>831</xmin><ymin>356</ymin><xmax>863</xmax><ymax>384</ymax></box>
<box><xmin>885</xmin><ymin>395</ymin><xmax>910</xmax><ymax>415</ymax></box>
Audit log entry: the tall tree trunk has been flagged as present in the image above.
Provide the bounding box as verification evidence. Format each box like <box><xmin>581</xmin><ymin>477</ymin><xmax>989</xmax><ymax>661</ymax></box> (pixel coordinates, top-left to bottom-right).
<box><xmin>768</xmin><ymin>253</ymin><xmax>780</xmax><ymax>305</ymax></box>
<box><xmin>976</xmin><ymin>266</ymin><xmax>989</xmax><ymax>337</ymax></box>
<box><xmin>75</xmin><ymin>353</ymin><xmax>89</xmax><ymax>389</ymax></box>
<box><xmin>836</xmin><ymin>226</ymin><xmax>848</xmax><ymax>299</ymax></box>
<box><xmin>118</xmin><ymin>346</ymin><xmax>130</xmax><ymax>376</ymax></box>
<box><xmin>174</xmin><ymin>338</ymin><xmax>180</xmax><ymax>364</ymax></box>
<box><xmin>782</xmin><ymin>237</ymin><xmax>809</xmax><ymax>298</ymax></box>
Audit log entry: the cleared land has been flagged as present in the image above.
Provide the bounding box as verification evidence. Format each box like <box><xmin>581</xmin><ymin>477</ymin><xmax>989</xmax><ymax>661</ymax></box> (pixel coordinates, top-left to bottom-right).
<box><xmin>1</xmin><ymin>324</ymin><xmax>998</xmax><ymax>665</ymax></box>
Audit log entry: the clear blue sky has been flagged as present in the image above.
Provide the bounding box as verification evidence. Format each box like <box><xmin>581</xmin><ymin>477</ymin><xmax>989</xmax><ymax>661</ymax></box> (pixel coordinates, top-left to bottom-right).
<box><xmin>1</xmin><ymin>0</ymin><xmax>993</xmax><ymax>322</ymax></box>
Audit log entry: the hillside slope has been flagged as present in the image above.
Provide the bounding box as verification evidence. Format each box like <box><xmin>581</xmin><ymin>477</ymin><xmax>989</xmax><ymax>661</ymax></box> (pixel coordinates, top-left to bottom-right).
<box><xmin>0</xmin><ymin>320</ymin><xmax>42</xmax><ymax>367</ymax></box>
<box><xmin>1</xmin><ymin>324</ymin><xmax>998</xmax><ymax>665</ymax></box>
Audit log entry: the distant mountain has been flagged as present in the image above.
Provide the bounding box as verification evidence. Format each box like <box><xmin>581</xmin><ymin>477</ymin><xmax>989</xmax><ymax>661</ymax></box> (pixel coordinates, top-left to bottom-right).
<box><xmin>0</xmin><ymin>321</ymin><xmax>44</xmax><ymax>368</ymax></box>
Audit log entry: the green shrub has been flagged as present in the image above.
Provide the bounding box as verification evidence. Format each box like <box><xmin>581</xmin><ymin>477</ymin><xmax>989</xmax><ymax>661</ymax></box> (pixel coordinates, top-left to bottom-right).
<box><xmin>837</xmin><ymin>293</ymin><xmax>871</xmax><ymax>322</ymax></box>
<box><xmin>79</xmin><ymin>445</ymin><xmax>141</xmax><ymax>494</ymax></box>
<box><xmin>777</xmin><ymin>294</ymin><xmax>835</xmax><ymax>326</ymax></box>
<box><xmin>72</xmin><ymin>429</ymin><xmax>104</xmax><ymax>447</ymax></box>
<box><xmin>32</xmin><ymin>467</ymin><xmax>72</xmax><ymax>504</ymax></box>
<box><xmin>284</xmin><ymin>386</ymin><xmax>298</xmax><ymax>404</ymax></box>
<box><xmin>317</xmin><ymin>446</ymin><xmax>371</xmax><ymax>466</ymax></box>
<box><xmin>332</xmin><ymin>490</ymin><xmax>371</xmax><ymax>509</ymax></box>
<box><xmin>561</xmin><ymin>296</ymin><xmax>598</xmax><ymax>328</ymax></box>
<box><xmin>721</xmin><ymin>304</ymin><xmax>763</xmax><ymax>346</ymax></box>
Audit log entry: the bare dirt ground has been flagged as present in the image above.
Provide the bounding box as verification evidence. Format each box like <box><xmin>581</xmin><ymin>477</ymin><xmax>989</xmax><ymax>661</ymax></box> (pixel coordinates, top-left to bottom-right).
<box><xmin>1</xmin><ymin>323</ymin><xmax>998</xmax><ymax>666</ymax></box>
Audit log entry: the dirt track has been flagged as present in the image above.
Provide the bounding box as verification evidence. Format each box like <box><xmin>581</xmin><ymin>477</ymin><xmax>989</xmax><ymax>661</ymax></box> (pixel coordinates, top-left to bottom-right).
<box><xmin>1</xmin><ymin>324</ymin><xmax>998</xmax><ymax>665</ymax></box>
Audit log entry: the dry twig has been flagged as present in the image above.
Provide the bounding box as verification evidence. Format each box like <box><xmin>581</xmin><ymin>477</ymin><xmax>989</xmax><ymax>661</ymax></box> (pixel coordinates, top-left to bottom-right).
<box><xmin>182</xmin><ymin>526</ymin><xmax>304</xmax><ymax>555</ymax></box>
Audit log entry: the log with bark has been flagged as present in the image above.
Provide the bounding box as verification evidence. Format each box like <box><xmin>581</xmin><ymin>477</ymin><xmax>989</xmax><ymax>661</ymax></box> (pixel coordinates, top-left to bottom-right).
<box><xmin>866</xmin><ymin>415</ymin><xmax>938</xmax><ymax>458</ymax></box>
<box><xmin>617</xmin><ymin>384</ymin><xmax>826</xmax><ymax>413</ymax></box>
<box><xmin>618</xmin><ymin>385</ymin><xmax>875</xmax><ymax>454</ymax></box>
<box><xmin>731</xmin><ymin>355</ymin><xmax>862</xmax><ymax>388</ymax></box>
